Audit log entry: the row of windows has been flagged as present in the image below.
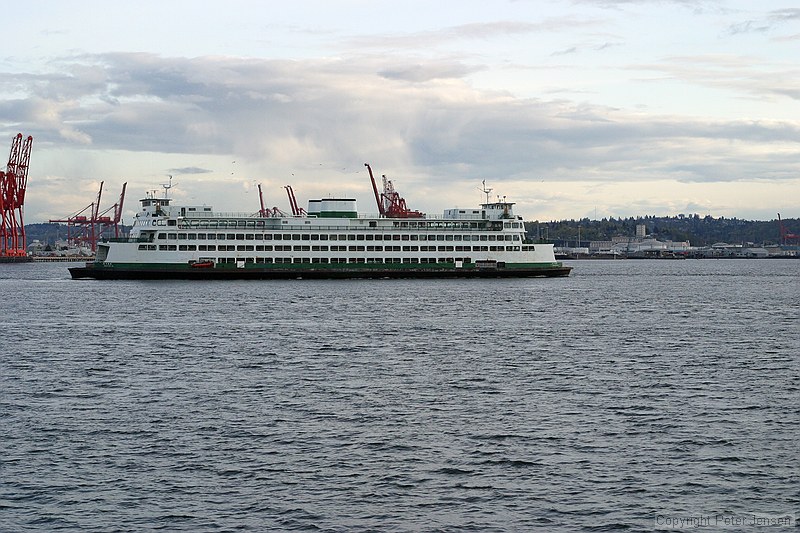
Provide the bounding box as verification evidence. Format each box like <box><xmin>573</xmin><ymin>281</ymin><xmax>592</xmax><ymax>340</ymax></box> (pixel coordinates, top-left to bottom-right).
<box><xmin>213</xmin><ymin>257</ymin><xmax>471</xmax><ymax>265</ymax></box>
<box><xmin>141</xmin><ymin>244</ymin><xmax>523</xmax><ymax>253</ymax></box>
<box><xmin>156</xmin><ymin>232</ymin><xmax>521</xmax><ymax>242</ymax></box>
<box><xmin>170</xmin><ymin>217</ymin><xmax>507</xmax><ymax>230</ymax></box>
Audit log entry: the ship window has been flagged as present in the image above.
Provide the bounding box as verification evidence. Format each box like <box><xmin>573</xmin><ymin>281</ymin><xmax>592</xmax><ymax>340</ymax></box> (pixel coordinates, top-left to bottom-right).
<box><xmin>292</xmin><ymin>234</ymin><xmax>301</xmax><ymax>241</ymax></box>
<box><xmin>236</xmin><ymin>234</ymin><xmax>245</xmax><ymax>241</ymax></box>
<box><xmin>263</xmin><ymin>234</ymin><xmax>272</xmax><ymax>240</ymax></box>
<box><xmin>158</xmin><ymin>233</ymin><xmax>167</xmax><ymax>239</ymax></box>
<box><xmin>348</xmin><ymin>235</ymin><xmax>356</xmax><ymax>241</ymax></box>
<box><xmin>167</xmin><ymin>220</ymin><xmax>177</xmax><ymax>226</ymax></box>
<box><xmin>246</xmin><ymin>234</ymin><xmax>254</xmax><ymax>240</ymax></box>
<box><xmin>319</xmin><ymin>235</ymin><xmax>328</xmax><ymax>241</ymax></box>
<box><xmin>310</xmin><ymin>234</ymin><xmax>319</xmax><ymax>241</ymax></box>
<box><xmin>302</xmin><ymin>234</ymin><xmax>310</xmax><ymax>240</ymax></box>
<box><xmin>177</xmin><ymin>233</ymin><xmax>187</xmax><ymax>240</ymax></box>
<box><xmin>356</xmin><ymin>234</ymin><xmax>364</xmax><ymax>241</ymax></box>
<box><xmin>254</xmin><ymin>234</ymin><xmax>262</xmax><ymax>240</ymax></box>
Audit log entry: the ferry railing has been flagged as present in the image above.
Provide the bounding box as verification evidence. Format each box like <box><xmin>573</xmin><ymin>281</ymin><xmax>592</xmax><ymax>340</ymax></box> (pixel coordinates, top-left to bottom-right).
<box><xmin>103</xmin><ymin>237</ymin><xmax>153</xmax><ymax>243</ymax></box>
<box><xmin>175</xmin><ymin>219</ymin><xmax>508</xmax><ymax>232</ymax></box>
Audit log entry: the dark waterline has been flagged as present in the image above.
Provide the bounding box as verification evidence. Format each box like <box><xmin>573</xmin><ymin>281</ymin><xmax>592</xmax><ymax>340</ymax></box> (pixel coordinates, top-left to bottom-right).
<box><xmin>2</xmin><ymin>260</ymin><xmax>798</xmax><ymax>531</ymax></box>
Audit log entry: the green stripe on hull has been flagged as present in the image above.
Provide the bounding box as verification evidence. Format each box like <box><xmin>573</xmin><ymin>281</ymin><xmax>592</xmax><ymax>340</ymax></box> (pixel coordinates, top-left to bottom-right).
<box><xmin>81</xmin><ymin>260</ymin><xmax>564</xmax><ymax>271</ymax></box>
<box><xmin>70</xmin><ymin>260</ymin><xmax>571</xmax><ymax>279</ymax></box>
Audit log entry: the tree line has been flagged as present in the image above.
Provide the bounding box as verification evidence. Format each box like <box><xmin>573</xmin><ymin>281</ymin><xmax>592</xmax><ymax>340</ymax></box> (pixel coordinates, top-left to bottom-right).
<box><xmin>525</xmin><ymin>215</ymin><xmax>799</xmax><ymax>247</ymax></box>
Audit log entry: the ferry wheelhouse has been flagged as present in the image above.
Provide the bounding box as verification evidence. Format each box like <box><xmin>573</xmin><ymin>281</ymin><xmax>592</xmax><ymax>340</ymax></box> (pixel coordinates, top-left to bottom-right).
<box><xmin>69</xmin><ymin>172</ymin><xmax>571</xmax><ymax>280</ymax></box>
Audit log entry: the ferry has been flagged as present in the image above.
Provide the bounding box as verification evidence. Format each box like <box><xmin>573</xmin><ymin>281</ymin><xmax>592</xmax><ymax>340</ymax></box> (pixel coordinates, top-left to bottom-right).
<box><xmin>69</xmin><ymin>166</ymin><xmax>571</xmax><ymax>280</ymax></box>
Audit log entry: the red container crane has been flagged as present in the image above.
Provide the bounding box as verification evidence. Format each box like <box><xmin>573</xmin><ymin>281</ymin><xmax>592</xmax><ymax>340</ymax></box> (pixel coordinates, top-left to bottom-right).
<box><xmin>364</xmin><ymin>163</ymin><xmax>424</xmax><ymax>218</ymax></box>
<box><xmin>778</xmin><ymin>213</ymin><xmax>799</xmax><ymax>246</ymax></box>
<box><xmin>0</xmin><ymin>133</ymin><xmax>33</xmax><ymax>257</ymax></box>
<box><xmin>49</xmin><ymin>181</ymin><xmax>127</xmax><ymax>252</ymax></box>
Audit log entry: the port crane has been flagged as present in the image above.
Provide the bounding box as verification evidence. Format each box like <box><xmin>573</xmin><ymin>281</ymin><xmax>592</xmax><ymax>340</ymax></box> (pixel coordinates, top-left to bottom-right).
<box><xmin>49</xmin><ymin>181</ymin><xmax>127</xmax><ymax>252</ymax></box>
<box><xmin>777</xmin><ymin>213</ymin><xmax>800</xmax><ymax>246</ymax></box>
<box><xmin>0</xmin><ymin>133</ymin><xmax>33</xmax><ymax>257</ymax></box>
<box><xmin>364</xmin><ymin>163</ymin><xmax>424</xmax><ymax>218</ymax></box>
<box><xmin>257</xmin><ymin>184</ymin><xmax>285</xmax><ymax>217</ymax></box>
<box><xmin>284</xmin><ymin>185</ymin><xmax>307</xmax><ymax>216</ymax></box>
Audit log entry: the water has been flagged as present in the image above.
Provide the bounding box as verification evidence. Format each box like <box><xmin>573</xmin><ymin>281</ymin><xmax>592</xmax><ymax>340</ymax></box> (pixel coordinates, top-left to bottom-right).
<box><xmin>1</xmin><ymin>260</ymin><xmax>798</xmax><ymax>532</ymax></box>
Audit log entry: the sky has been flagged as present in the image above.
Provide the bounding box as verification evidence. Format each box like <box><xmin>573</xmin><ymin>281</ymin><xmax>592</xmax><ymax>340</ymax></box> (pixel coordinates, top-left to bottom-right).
<box><xmin>2</xmin><ymin>0</ymin><xmax>799</xmax><ymax>224</ymax></box>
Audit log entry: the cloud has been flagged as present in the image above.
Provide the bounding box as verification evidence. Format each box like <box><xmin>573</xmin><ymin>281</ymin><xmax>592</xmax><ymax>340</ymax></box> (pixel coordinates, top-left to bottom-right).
<box><xmin>168</xmin><ymin>166</ymin><xmax>213</xmax><ymax>175</ymax></box>
<box><xmin>344</xmin><ymin>18</ymin><xmax>600</xmax><ymax>51</ymax></box>
<box><xmin>630</xmin><ymin>54</ymin><xmax>800</xmax><ymax>102</ymax></box>
<box><xmin>5</xmin><ymin>52</ymin><xmax>800</xmax><ymax>222</ymax></box>
<box><xmin>377</xmin><ymin>62</ymin><xmax>485</xmax><ymax>82</ymax></box>
<box><xmin>726</xmin><ymin>7</ymin><xmax>800</xmax><ymax>35</ymax></box>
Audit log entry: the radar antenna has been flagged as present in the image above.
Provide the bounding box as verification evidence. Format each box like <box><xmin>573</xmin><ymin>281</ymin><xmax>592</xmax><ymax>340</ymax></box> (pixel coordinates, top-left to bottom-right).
<box><xmin>161</xmin><ymin>175</ymin><xmax>174</xmax><ymax>198</ymax></box>
<box><xmin>480</xmin><ymin>180</ymin><xmax>493</xmax><ymax>204</ymax></box>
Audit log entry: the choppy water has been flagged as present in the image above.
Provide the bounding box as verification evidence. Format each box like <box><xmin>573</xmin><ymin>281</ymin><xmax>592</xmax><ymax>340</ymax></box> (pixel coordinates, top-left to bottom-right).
<box><xmin>1</xmin><ymin>259</ymin><xmax>798</xmax><ymax>532</ymax></box>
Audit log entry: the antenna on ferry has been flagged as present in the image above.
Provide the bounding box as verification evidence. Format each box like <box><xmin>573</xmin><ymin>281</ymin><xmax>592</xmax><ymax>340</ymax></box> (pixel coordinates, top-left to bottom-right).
<box><xmin>162</xmin><ymin>175</ymin><xmax>174</xmax><ymax>198</ymax></box>
<box><xmin>480</xmin><ymin>180</ymin><xmax>492</xmax><ymax>205</ymax></box>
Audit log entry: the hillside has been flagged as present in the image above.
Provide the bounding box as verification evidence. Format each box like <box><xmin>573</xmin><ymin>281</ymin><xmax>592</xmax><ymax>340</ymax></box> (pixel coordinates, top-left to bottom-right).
<box><xmin>526</xmin><ymin>215</ymin><xmax>798</xmax><ymax>247</ymax></box>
